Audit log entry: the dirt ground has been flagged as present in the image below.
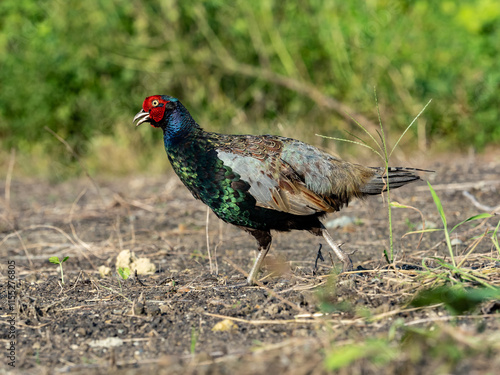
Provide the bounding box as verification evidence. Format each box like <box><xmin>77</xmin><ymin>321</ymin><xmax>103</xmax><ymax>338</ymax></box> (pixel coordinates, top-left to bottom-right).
<box><xmin>1</xmin><ymin>153</ymin><xmax>499</xmax><ymax>374</ymax></box>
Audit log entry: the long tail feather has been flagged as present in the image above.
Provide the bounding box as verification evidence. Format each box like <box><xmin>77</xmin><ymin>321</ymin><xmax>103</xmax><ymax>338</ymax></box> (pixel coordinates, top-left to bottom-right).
<box><xmin>360</xmin><ymin>167</ymin><xmax>432</xmax><ymax>195</ymax></box>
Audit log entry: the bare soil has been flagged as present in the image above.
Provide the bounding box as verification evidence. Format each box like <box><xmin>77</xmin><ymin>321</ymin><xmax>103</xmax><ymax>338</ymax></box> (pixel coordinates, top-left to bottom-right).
<box><xmin>1</xmin><ymin>153</ymin><xmax>499</xmax><ymax>374</ymax></box>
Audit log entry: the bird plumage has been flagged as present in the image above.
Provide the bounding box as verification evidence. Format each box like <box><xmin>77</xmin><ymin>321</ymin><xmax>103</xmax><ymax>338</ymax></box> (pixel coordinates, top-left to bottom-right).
<box><xmin>134</xmin><ymin>95</ymin><xmax>425</xmax><ymax>284</ymax></box>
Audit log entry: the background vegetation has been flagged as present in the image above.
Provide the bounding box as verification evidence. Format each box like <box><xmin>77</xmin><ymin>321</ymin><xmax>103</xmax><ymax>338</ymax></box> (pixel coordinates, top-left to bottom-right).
<box><xmin>1</xmin><ymin>0</ymin><xmax>499</xmax><ymax>177</ymax></box>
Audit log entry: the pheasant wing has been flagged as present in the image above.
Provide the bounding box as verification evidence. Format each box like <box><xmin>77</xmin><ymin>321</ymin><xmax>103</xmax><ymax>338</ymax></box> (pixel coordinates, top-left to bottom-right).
<box><xmin>215</xmin><ymin>135</ymin><xmax>353</xmax><ymax>215</ymax></box>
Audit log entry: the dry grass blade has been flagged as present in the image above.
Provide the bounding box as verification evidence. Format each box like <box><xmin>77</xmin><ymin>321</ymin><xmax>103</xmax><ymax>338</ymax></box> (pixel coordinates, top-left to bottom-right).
<box><xmin>204</xmin><ymin>312</ymin><xmax>320</xmax><ymax>325</ymax></box>
<box><xmin>68</xmin><ymin>188</ymin><xmax>97</xmax><ymax>267</ymax></box>
<box><xmin>456</xmin><ymin>229</ymin><xmax>490</xmax><ymax>268</ymax></box>
<box><xmin>5</xmin><ymin>229</ymin><xmax>34</xmax><ymax>268</ymax></box>
<box><xmin>393</xmin><ymin>201</ymin><xmax>426</xmax><ymax>248</ymax></box>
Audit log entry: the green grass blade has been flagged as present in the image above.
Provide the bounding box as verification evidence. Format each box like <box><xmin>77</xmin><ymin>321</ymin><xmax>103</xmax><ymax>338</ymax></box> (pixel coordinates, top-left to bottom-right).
<box><xmin>432</xmin><ymin>258</ymin><xmax>495</xmax><ymax>289</ymax></box>
<box><xmin>428</xmin><ymin>182</ymin><xmax>447</xmax><ymax>227</ymax></box>
<box><xmin>191</xmin><ymin>327</ymin><xmax>198</xmax><ymax>355</ymax></box>
<box><xmin>316</xmin><ymin>135</ymin><xmax>383</xmax><ymax>159</ymax></box>
<box><xmin>450</xmin><ymin>213</ymin><xmax>494</xmax><ymax>233</ymax></box>
<box><xmin>374</xmin><ymin>87</ymin><xmax>387</xmax><ymax>157</ymax></box>
<box><xmin>389</xmin><ymin>99</ymin><xmax>432</xmax><ymax>158</ymax></box>
<box><xmin>344</xmin><ymin>113</ymin><xmax>385</xmax><ymax>157</ymax></box>
<box><xmin>344</xmin><ymin>130</ymin><xmax>374</xmax><ymax>148</ymax></box>
<box><xmin>492</xmin><ymin>218</ymin><xmax>500</xmax><ymax>254</ymax></box>
<box><xmin>376</xmin><ymin>129</ymin><xmax>385</xmax><ymax>151</ymax></box>
<box><xmin>428</xmin><ymin>182</ymin><xmax>455</xmax><ymax>267</ymax></box>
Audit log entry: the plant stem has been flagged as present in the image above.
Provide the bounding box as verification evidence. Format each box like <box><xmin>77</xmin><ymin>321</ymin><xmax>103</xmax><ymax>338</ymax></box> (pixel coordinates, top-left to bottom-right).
<box><xmin>60</xmin><ymin>263</ymin><xmax>65</xmax><ymax>284</ymax></box>
<box><xmin>374</xmin><ymin>88</ymin><xmax>394</xmax><ymax>263</ymax></box>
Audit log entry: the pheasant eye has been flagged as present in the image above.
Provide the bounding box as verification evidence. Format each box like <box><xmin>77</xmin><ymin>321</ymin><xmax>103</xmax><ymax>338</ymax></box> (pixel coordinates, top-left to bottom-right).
<box><xmin>151</xmin><ymin>99</ymin><xmax>159</xmax><ymax>107</ymax></box>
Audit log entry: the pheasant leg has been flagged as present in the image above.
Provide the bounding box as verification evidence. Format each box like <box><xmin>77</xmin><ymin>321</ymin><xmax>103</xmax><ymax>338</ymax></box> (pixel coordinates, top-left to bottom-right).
<box><xmin>321</xmin><ymin>229</ymin><xmax>354</xmax><ymax>272</ymax></box>
<box><xmin>247</xmin><ymin>242</ymin><xmax>272</xmax><ymax>285</ymax></box>
<box><xmin>246</xmin><ymin>229</ymin><xmax>273</xmax><ymax>285</ymax></box>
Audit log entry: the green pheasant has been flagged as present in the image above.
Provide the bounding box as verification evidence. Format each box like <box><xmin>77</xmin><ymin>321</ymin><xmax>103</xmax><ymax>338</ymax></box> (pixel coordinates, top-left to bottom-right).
<box><xmin>134</xmin><ymin>95</ymin><xmax>424</xmax><ymax>284</ymax></box>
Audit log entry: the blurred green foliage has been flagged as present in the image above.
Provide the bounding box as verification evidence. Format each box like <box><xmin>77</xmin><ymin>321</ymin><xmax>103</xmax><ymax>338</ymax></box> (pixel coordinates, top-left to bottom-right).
<box><xmin>411</xmin><ymin>285</ymin><xmax>500</xmax><ymax>315</ymax></box>
<box><xmin>1</xmin><ymin>0</ymin><xmax>499</xmax><ymax>176</ymax></box>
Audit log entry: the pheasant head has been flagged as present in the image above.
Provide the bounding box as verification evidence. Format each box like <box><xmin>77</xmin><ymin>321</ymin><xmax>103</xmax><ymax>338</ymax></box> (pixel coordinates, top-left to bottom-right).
<box><xmin>133</xmin><ymin>95</ymin><xmax>199</xmax><ymax>147</ymax></box>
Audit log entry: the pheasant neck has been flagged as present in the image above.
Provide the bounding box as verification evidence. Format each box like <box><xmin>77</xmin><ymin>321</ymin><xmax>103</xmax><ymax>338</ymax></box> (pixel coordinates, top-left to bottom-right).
<box><xmin>163</xmin><ymin>104</ymin><xmax>202</xmax><ymax>149</ymax></box>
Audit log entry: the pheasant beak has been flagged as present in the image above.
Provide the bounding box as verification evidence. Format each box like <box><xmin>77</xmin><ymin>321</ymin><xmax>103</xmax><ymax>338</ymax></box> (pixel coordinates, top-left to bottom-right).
<box><xmin>133</xmin><ymin>109</ymin><xmax>150</xmax><ymax>127</ymax></box>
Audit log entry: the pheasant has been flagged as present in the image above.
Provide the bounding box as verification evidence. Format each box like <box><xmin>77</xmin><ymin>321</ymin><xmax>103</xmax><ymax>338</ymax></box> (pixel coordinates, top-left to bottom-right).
<box><xmin>134</xmin><ymin>95</ymin><xmax>423</xmax><ymax>284</ymax></box>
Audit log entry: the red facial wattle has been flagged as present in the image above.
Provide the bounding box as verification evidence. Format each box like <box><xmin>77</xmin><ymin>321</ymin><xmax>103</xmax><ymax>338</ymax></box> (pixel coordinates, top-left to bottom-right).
<box><xmin>150</xmin><ymin>106</ymin><xmax>166</xmax><ymax>123</ymax></box>
<box><xmin>142</xmin><ymin>96</ymin><xmax>169</xmax><ymax>125</ymax></box>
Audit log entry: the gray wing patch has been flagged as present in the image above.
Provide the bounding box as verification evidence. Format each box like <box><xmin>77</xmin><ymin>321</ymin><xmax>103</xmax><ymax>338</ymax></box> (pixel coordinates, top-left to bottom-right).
<box><xmin>217</xmin><ymin>150</ymin><xmax>326</xmax><ymax>215</ymax></box>
<box><xmin>217</xmin><ymin>150</ymin><xmax>277</xmax><ymax>206</ymax></box>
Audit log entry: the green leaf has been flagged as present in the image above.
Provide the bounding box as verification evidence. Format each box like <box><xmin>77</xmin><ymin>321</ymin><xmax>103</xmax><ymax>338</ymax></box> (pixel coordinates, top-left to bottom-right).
<box><xmin>117</xmin><ymin>267</ymin><xmax>130</xmax><ymax>280</ymax></box>
<box><xmin>49</xmin><ymin>256</ymin><xmax>60</xmax><ymax>264</ymax></box>
<box><xmin>383</xmin><ymin>249</ymin><xmax>391</xmax><ymax>265</ymax></box>
<box><xmin>62</xmin><ymin>256</ymin><xmax>69</xmax><ymax>263</ymax></box>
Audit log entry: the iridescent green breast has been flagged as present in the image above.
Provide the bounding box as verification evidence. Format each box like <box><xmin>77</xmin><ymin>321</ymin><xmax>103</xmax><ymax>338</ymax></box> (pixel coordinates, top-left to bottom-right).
<box><xmin>165</xmin><ymin>135</ymin><xmax>263</xmax><ymax>228</ymax></box>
